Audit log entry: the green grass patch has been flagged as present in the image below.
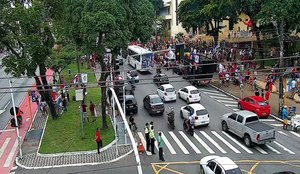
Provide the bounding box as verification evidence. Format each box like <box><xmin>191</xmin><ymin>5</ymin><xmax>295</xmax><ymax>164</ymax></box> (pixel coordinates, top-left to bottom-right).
<box><xmin>39</xmin><ymin>63</ymin><xmax>115</xmax><ymax>154</ymax></box>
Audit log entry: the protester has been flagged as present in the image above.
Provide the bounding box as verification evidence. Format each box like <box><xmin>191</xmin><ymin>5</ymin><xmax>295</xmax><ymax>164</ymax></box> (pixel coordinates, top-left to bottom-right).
<box><xmin>81</xmin><ymin>101</ymin><xmax>88</xmax><ymax>123</ymax></box>
<box><xmin>95</xmin><ymin>128</ymin><xmax>102</xmax><ymax>154</ymax></box>
<box><xmin>89</xmin><ymin>101</ymin><xmax>96</xmax><ymax>122</ymax></box>
<box><xmin>62</xmin><ymin>97</ymin><xmax>67</xmax><ymax>113</ymax></box>
<box><xmin>282</xmin><ymin>106</ymin><xmax>288</xmax><ymax>129</ymax></box>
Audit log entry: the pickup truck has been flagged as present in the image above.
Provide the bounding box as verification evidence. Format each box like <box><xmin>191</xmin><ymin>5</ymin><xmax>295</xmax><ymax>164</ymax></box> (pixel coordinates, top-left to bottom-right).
<box><xmin>221</xmin><ymin>110</ymin><xmax>276</xmax><ymax>147</ymax></box>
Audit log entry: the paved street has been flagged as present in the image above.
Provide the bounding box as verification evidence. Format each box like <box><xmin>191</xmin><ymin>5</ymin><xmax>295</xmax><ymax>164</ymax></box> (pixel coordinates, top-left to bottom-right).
<box><xmin>14</xmin><ymin>61</ymin><xmax>300</xmax><ymax>174</ymax></box>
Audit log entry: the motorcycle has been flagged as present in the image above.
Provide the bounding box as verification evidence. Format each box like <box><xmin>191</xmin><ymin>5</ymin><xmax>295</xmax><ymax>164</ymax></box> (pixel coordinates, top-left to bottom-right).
<box><xmin>167</xmin><ymin>106</ymin><xmax>175</xmax><ymax>129</ymax></box>
<box><xmin>183</xmin><ymin>118</ymin><xmax>194</xmax><ymax>136</ymax></box>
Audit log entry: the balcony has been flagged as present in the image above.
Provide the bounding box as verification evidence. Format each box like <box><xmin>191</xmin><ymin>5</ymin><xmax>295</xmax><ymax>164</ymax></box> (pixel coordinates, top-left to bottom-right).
<box><xmin>164</xmin><ymin>14</ymin><xmax>172</xmax><ymax>20</ymax></box>
<box><xmin>163</xmin><ymin>0</ymin><xmax>171</xmax><ymax>7</ymax></box>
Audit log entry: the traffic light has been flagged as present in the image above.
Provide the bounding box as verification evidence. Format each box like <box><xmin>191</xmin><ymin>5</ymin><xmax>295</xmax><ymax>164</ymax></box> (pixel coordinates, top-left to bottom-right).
<box><xmin>175</xmin><ymin>43</ymin><xmax>184</xmax><ymax>61</ymax></box>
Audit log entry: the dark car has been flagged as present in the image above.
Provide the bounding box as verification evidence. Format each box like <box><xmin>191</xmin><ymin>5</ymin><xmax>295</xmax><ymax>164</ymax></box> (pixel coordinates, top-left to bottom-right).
<box><xmin>125</xmin><ymin>95</ymin><xmax>138</xmax><ymax>114</ymax></box>
<box><xmin>143</xmin><ymin>94</ymin><xmax>164</xmax><ymax>115</ymax></box>
<box><xmin>153</xmin><ymin>73</ymin><xmax>169</xmax><ymax>85</ymax></box>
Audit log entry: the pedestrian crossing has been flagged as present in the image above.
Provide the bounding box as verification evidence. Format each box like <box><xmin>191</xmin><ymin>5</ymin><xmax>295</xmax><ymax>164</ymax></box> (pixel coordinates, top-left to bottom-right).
<box><xmin>137</xmin><ymin>130</ymin><xmax>298</xmax><ymax>156</ymax></box>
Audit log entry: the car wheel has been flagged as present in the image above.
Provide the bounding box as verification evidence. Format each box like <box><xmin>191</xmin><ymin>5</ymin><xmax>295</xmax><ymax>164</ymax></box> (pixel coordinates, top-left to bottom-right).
<box><xmin>178</xmin><ymin>92</ymin><xmax>181</xmax><ymax>99</ymax></box>
<box><xmin>238</xmin><ymin>103</ymin><xmax>242</xmax><ymax>110</ymax></box>
<box><xmin>222</xmin><ymin>121</ymin><xmax>228</xmax><ymax>131</ymax></box>
<box><xmin>244</xmin><ymin>134</ymin><xmax>252</xmax><ymax>147</ymax></box>
<box><xmin>295</xmin><ymin>126</ymin><xmax>300</xmax><ymax>132</ymax></box>
<box><xmin>180</xmin><ymin>110</ymin><xmax>184</xmax><ymax>119</ymax></box>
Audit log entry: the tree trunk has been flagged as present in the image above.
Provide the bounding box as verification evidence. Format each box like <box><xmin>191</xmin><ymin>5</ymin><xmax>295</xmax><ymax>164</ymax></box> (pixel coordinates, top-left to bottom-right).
<box><xmin>39</xmin><ymin>63</ymin><xmax>59</xmax><ymax>119</ymax></box>
<box><xmin>100</xmin><ymin>66</ymin><xmax>109</xmax><ymax>129</ymax></box>
<box><xmin>253</xmin><ymin>25</ymin><xmax>264</xmax><ymax>69</ymax></box>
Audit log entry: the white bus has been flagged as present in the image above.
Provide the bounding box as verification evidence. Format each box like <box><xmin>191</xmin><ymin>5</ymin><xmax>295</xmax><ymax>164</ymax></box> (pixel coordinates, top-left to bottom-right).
<box><xmin>127</xmin><ymin>45</ymin><xmax>154</xmax><ymax>71</ymax></box>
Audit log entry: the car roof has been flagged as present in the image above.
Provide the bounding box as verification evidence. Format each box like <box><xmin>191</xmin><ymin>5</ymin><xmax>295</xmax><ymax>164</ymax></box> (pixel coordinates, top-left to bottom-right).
<box><xmin>234</xmin><ymin>110</ymin><xmax>258</xmax><ymax>117</ymax></box>
<box><xmin>148</xmin><ymin>94</ymin><xmax>160</xmax><ymax>98</ymax></box>
<box><xmin>161</xmin><ymin>84</ymin><xmax>174</xmax><ymax>88</ymax></box>
<box><xmin>185</xmin><ymin>86</ymin><xmax>197</xmax><ymax>90</ymax></box>
<box><xmin>214</xmin><ymin>157</ymin><xmax>239</xmax><ymax>170</ymax></box>
<box><xmin>246</xmin><ymin>96</ymin><xmax>266</xmax><ymax>102</ymax></box>
<box><xmin>189</xmin><ymin>103</ymin><xmax>205</xmax><ymax>110</ymax></box>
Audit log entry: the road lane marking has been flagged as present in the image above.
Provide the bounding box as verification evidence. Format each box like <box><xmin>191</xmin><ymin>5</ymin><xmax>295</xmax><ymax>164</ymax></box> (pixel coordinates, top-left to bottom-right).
<box><xmin>265</xmin><ymin>144</ymin><xmax>281</xmax><ymax>154</ymax></box>
<box><xmin>137</xmin><ymin>132</ymin><xmax>152</xmax><ymax>155</ymax></box>
<box><xmin>222</xmin><ymin>131</ymin><xmax>253</xmax><ymax>154</ymax></box>
<box><xmin>277</xmin><ymin>131</ymin><xmax>289</xmax><ymax>136</ymax></box>
<box><xmin>179</xmin><ymin>131</ymin><xmax>201</xmax><ymax>154</ymax></box>
<box><xmin>202</xmin><ymin>92</ymin><xmax>227</xmax><ymax>97</ymax></box>
<box><xmin>4</xmin><ymin>138</ymin><xmax>18</xmax><ymax>167</ymax></box>
<box><xmin>260</xmin><ymin>119</ymin><xmax>276</xmax><ymax>122</ymax></box>
<box><xmin>200</xmin><ymin>131</ymin><xmax>226</xmax><ymax>153</ymax></box>
<box><xmin>210</xmin><ymin>96</ymin><xmax>234</xmax><ymax>100</ymax></box>
<box><xmin>254</xmin><ymin>146</ymin><xmax>268</xmax><ymax>154</ymax></box>
<box><xmin>270</xmin><ymin>124</ymin><xmax>283</xmax><ymax>127</ymax></box>
<box><xmin>289</xmin><ymin>131</ymin><xmax>300</xmax><ymax>138</ymax></box>
<box><xmin>233</xmin><ymin>109</ymin><xmax>240</xmax><ymax>111</ymax></box>
<box><xmin>225</xmin><ymin>104</ymin><xmax>238</xmax><ymax>107</ymax></box>
<box><xmin>161</xmin><ymin>132</ymin><xmax>176</xmax><ymax>154</ymax></box>
<box><xmin>199</xmin><ymin>89</ymin><xmax>219</xmax><ymax>93</ymax></box>
<box><xmin>0</xmin><ymin>138</ymin><xmax>11</xmax><ymax>158</ymax></box>
<box><xmin>169</xmin><ymin>131</ymin><xmax>189</xmax><ymax>154</ymax></box>
<box><xmin>193</xmin><ymin>133</ymin><xmax>215</xmax><ymax>154</ymax></box>
<box><xmin>217</xmin><ymin>100</ymin><xmax>238</xmax><ymax>104</ymax></box>
<box><xmin>211</xmin><ymin>131</ymin><xmax>241</xmax><ymax>153</ymax></box>
<box><xmin>274</xmin><ymin>141</ymin><xmax>295</xmax><ymax>154</ymax></box>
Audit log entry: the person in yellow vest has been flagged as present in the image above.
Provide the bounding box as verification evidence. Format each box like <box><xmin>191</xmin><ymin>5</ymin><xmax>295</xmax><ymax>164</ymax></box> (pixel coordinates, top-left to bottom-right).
<box><xmin>144</xmin><ymin>123</ymin><xmax>150</xmax><ymax>151</ymax></box>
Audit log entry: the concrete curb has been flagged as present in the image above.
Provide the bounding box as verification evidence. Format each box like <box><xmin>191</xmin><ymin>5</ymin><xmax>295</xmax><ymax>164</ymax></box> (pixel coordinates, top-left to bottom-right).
<box><xmin>16</xmin><ymin>148</ymin><xmax>133</xmax><ymax>170</ymax></box>
<box><xmin>209</xmin><ymin>84</ymin><xmax>284</xmax><ymax>123</ymax></box>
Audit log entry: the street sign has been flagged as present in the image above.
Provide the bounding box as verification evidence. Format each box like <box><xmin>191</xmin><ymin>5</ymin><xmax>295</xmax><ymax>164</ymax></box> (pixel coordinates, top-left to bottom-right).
<box><xmin>81</xmin><ymin>73</ymin><xmax>88</xmax><ymax>84</ymax></box>
<box><xmin>75</xmin><ymin>89</ymin><xmax>84</xmax><ymax>101</ymax></box>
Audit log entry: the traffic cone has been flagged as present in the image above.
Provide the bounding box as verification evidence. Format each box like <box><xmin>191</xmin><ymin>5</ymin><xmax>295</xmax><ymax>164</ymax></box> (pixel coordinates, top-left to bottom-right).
<box><xmin>138</xmin><ymin>138</ymin><xmax>144</xmax><ymax>154</ymax></box>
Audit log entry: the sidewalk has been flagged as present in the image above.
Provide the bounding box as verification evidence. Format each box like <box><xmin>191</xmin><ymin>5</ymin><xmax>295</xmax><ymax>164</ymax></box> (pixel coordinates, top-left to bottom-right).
<box><xmin>16</xmin><ymin>64</ymin><xmax>132</xmax><ymax>170</ymax></box>
<box><xmin>0</xmin><ymin>69</ymin><xmax>52</xmax><ymax>174</ymax></box>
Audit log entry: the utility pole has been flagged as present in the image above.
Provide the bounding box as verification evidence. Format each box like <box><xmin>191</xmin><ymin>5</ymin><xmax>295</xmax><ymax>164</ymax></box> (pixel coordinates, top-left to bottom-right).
<box><xmin>277</xmin><ymin>20</ymin><xmax>285</xmax><ymax>116</ymax></box>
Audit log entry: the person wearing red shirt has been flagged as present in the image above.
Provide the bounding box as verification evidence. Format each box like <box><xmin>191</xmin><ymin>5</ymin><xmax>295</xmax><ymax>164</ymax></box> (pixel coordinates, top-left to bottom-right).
<box><xmin>266</xmin><ymin>91</ymin><xmax>270</xmax><ymax>101</ymax></box>
<box><xmin>81</xmin><ymin>101</ymin><xmax>88</xmax><ymax>123</ymax></box>
<box><xmin>95</xmin><ymin>128</ymin><xmax>102</xmax><ymax>154</ymax></box>
<box><xmin>89</xmin><ymin>101</ymin><xmax>96</xmax><ymax>122</ymax></box>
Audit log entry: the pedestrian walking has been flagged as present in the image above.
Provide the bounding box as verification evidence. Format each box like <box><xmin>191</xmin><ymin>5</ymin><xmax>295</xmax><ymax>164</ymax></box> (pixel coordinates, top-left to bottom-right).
<box><xmin>95</xmin><ymin>128</ymin><xmax>102</xmax><ymax>154</ymax></box>
<box><xmin>129</xmin><ymin>114</ymin><xmax>134</xmax><ymax>130</ymax></box>
<box><xmin>40</xmin><ymin>99</ymin><xmax>48</xmax><ymax>116</ymax></box>
<box><xmin>89</xmin><ymin>101</ymin><xmax>96</xmax><ymax>122</ymax></box>
<box><xmin>144</xmin><ymin>123</ymin><xmax>150</xmax><ymax>151</ymax></box>
<box><xmin>62</xmin><ymin>97</ymin><xmax>67</xmax><ymax>113</ymax></box>
<box><xmin>157</xmin><ymin>132</ymin><xmax>165</xmax><ymax>161</ymax></box>
<box><xmin>149</xmin><ymin>126</ymin><xmax>155</xmax><ymax>154</ymax></box>
<box><xmin>81</xmin><ymin>101</ymin><xmax>88</xmax><ymax>123</ymax></box>
<box><xmin>56</xmin><ymin>96</ymin><xmax>62</xmax><ymax>114</ymax></box>
<box><xmin>282</xmin><ymin>106</ymin><xmax>288</xmax><ymax>129</ymax></box>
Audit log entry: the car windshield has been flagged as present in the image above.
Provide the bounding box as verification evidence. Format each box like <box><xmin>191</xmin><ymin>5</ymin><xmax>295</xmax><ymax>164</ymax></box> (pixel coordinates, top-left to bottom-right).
<box><xmin>257</xmin><ymin>101</ymin><xmax>268</xmax><ymax>106</ymax></box>
<box><xmin>190</xmin><ymin>90</ymin><xmax>199</xmax><ymax>94</ymax></box>
<box><xmin>245</xmin><ymin>116</ymin><xmax>259</xmax><ymax>123</ymax></box>
<box><xmin>196</xmin><ymin>109</ymin><xmax>208</xmax><ymax>115</ymax></box>
<box><xmin>225</xmin><ymin>168</ymin><xmax>242</xmax><ymax>174</ymax></box>
<box><xmin>150</xmin><ymin>97</ymin><xmax>162</xmax><ymax>104</ymax></box>
<box><xmin>166</xmin><ymin>88</ymin><xmax>175</xmax><ymax>92</ymax></box>
<box><xmin>130</xmin><ymin>71</ymin><xmax>138</xmax><ymax>76</ymax></box>
<box><xmin>126</xmin><ymin>99</ymin><xmax>136</xmax><ymax>104</ymax></box>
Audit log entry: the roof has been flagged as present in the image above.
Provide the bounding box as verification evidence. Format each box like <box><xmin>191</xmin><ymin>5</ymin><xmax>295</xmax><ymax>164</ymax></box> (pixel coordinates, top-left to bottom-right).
<box><xmin>128</xmin><ymin>45</ymin><xmax>152</xmax><ymax>55</ymax></box>
<box><xmin>148</xmin><ymin>94</ymin><xmax>160</xmax><ymax>98</ymax></box>
<box><xmin>247</xmin><ymin>96</ymin><xmax>266</xmax><ymax>102</ymax></box>
<box><xmin>161</xmin><ymin>84</ymin><xmax>174</xmax><ymax>88</ymax></box>
<box><xmin>235</xmin><ymin>110</ymin><xmax>257</xmax><ymax>117</ymax></box>
<box><xmin>185</xmin><ymin>86</ymin><xmax>198</xmax><ymax>90</ymax></box>
<box><xmin>214</xmin><ymin>157</ymin><xmax>239</xmax><ymax>170</ymax></box>
<box><xmin>189</xmin><ymin>103</ymin><xmax>205</xmax><ymax>110</ymax></box>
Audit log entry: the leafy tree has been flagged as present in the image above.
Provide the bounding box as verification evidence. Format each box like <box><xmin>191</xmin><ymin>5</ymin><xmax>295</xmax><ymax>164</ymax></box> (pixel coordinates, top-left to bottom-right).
<box><xmin>178</xmin><ymin>0</ymin><xmax>238</xmax><ymax>45</ymax></box>
<box><xmin>0</xmin><ymin>0</ymin><xmax>63</xmax><ymax>119</ymax></box>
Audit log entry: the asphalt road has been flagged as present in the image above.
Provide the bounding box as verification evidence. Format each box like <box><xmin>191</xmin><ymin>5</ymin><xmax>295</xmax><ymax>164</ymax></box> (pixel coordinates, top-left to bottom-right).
<box><xmin>14</xmin><ymin>62</ymin><xmax>300</xmax><ymax>174</ymax></box>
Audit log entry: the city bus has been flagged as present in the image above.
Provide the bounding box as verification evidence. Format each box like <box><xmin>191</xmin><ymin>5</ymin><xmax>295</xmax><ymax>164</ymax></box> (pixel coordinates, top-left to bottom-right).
<box><xmin>127</xmin><ymin>45</ymin><xmax>154</xmax><ymax>71</ymax></box>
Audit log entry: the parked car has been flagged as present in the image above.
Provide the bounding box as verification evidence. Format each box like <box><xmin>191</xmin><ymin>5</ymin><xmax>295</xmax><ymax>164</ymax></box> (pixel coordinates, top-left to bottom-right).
<box><xmin>221</xmin><ymin>110</ymin><xmax>276</xmax><ymax>147</ymax></box>
<box><xmin>125</xmin><ymin>95</ymin><xmax>138</xmax><ymax>114</ymax></box>
<box><xmin>157</xmin><ymin>84</ymin><xmax>177</xmax><ymax>102</ymax></box>
<box><xmin>200</xmin><ymin>155</ymin><xmax>242</xmax><ymax>174</ymax></box>
<box><xmin>178</xmin><ymin>85</ymin><xmax>201</xmax><ymax>103</ymax></box>
<box><xmin>153</xmin><ymin>73</ymin><xmax>169</xmax><ymax>85</ymax></box>
<box><xmin>180</xmin><ymin>103</ymin><xmax>209</xmax><ymax>127</ymax></box>
<box><xmin>238</xmin><ymin>96</ymin><xmax>270</xmax><ymax>118</ymax></box>
<box><xmin>143</xmin><ymin>94</ymin><xmax>164</xmax><ymax>115</ymax></box>
<box><xmin>127</xmin><ymin>70</ymin><xmax>139</xmax><ymax>83</ymax></box>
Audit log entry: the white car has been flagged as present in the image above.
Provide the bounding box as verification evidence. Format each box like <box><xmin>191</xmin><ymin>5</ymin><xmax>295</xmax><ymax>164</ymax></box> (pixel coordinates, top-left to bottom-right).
<box><xmin>127</xmin><ymin>70</ymin><xmax>139</xmax><ymax>83</ymax></box>
<box><xmin>180</xmin><ymin>103</ymin><xmax>209</xmax><ymax>126</ymax></box>
<box><xmin>157</xmin><ymin>84</ymin><xmax>177</xmax><ymax>102</ymax></box>
<box><xmin>178</xmin><ymin>86</ymin><xmax>201</xmax><ymax>103</ymax></box>
<box><xmin>200</xmin><ymin>155</ymin><xmax>242</xmax><ymax>174</ymax></box>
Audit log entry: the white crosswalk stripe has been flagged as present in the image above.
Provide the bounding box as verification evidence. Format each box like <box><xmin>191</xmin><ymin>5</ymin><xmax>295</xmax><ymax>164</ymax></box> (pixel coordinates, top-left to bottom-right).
<box><xmin>202</xmin><ymin>92</ymin><xmax>227</xmax><ymax>97</ymax></box>
<box><xmin>179</xmin><ymin>131</ymin><xmax>201</xmax><ymax>154</ymax></box>
<box><xmin>217</xmin><ymin>100</ymin><xmax>238</xmax><ymax>104</ymax></box>
<box><xmin>270</xmin><ymin>124</ymin><xmax>283</xmax><ymax>127</ymax></box>
<box><xmin>265</xmin><ymin>144</ymin><xmax>281</xmax><ymax>154</ymax></box>
<box><xmin>254</xmin><ymin>146</ymin><xmax>268</xmax><ymax>154</ymax></box>
<box><xmin>224</xmin><ymin>104</ymin><xmax>238</xmax><ymax>107</ymax></box>
<box><xmin>193</xmin><ymin>133</ymin><xmax>215</xmax><ymax>154</ymax></box>
<box><xmin>274</xmin><ymin>141</ymin><xmax>295</xmax><ymax>155</ymax></box>
<box><xmin>200</xmin><ymin>131</ymin><xmax>227</xmax><ymax>153</ymax></box>
<box><xmin>222</xmin><ymin>131</ymin><xmax>253</xmax><ymax>154</ymax></box>
<box><xmin>161</xmin><ymin>132</ymin><xmax>176</xmax><ymax>154</ymax></box>
<box><xmin>199</xmin><ymin>89</ymin><xmax>220</xmax><ymax>93</ymax></box>
<box><xmin>278</xmin><ymin>131</ymin><xmax>289</xmax><ymax>136</ymax></box>
<box><xmin>169</xmin><ymin>131</ymin><xmax>189</xmax><ymax>154</ymax></box>
<box><xmin>211</xmin><ymin>131</ymin><xmax>240</xmax><ymax>153</ymax></box>
<box><xmin>210</xmin><ymin>96</ymin><xmax>234</xmax><ymax>100</ymax></box>
<box><xmin>0</xmin><ymin>138</ymin><xmax>11</xmax><ymax>159</ymax></box>
<box><xmin>289</xmin><ymin>131</ymin><xmax>300</xmax><ymax>138</ymax></box>
<box><xmin>137</xmin><ymin>132</ymin><xmax>152</xmax><ymax>155</ymax></box>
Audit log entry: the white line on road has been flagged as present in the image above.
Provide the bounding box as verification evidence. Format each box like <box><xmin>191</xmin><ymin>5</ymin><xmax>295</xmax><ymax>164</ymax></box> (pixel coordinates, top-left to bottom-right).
<box><xmin>0</xmin><ymin>138</ymin><xmax>11</xmax><ymax>158</ymax></box>
<box><xmin>4</xmin><ymin>101</ymin><xmax>11</xmax><ymax>110</ymax></box>
<box><xmin>193</xmin><ymin>133</ymin><xmax>215</xmax><ymax>154</ymax></box>
<box><xmin>260</xmin><ymin>119</ymin><xmax>276</xmax><ymax>122</ymax></box>
<box><xmin>199</xmin><ymin>89</ymin><xmax>219</xmax><ymax>93</ymax></box>
<box><xmin>254</xmin><ymin>146</ymin><xmax>268</xmax><ymax>154</ymax></box>
<box><xmin>277</xmin><ymin>131</ymin><xmax>289</xmax><ymax>136</ymax></box>
<box><xmin>169</xmin><ymin>131</ymin><xmax>189</xmax><ymax>154</ymax></box>
<box><xmin>217</xmin><ymin>100</ymin><xmax>238</xmax><ymax>104</ymax></box>
<box><xmin>4</xmin><ymin>138</ymin><xmax>18</xmax><ymax>167</ymax></box>
<box><xmin>137</xmin><ymin>132</ymin><xmax>152</xmax><ymax>155</ymax></box>
<box><xmin>222</xmin><ymin>131</ymin><xmax>253</xmax><ymax>154</ymax></box>
<box><xmin>270</xmin><ymin>124</ymin><xmax>283</xmax><ymax>127</ymax></box>
<box><xmin>265</xmin><ymin>144</ymin><xmax>281</xmax><ymax>154</ymax></box>
<box><xmin>224</xmin><ymin>104</ymin><xmax>238</xmax><ymax>107</ymax></box>
<box><xmin>161</xmin><ymin>132</ymin><xmax>176</xmax><ymax>154</ymax></box>
<box><xmin>11</xmin><ymin>166</ymin><xmax>18</xmax><ymax>170</ymax></box>
<box><xmin>200</xmin><ymin>131</ymin><xmax>227</xmax><ymax>153</ymax></box>
<box><xmin>211</xmin><ymin>131</ymin><xmax>240</xmax><ymax>153</ymax></box>
<box><xmin>179</xmin><ymin>131</ymin><xmax>201</xmax><ymax>154</ymax></box>
<box><xmin>210</xmin><ymin>96</ymin><xmax>234</xmax><ymax>100</ymax></box>
<box><xmin>274</xmin><ymin>141</ymin><xmax>295</xmax><ymax>155</ymax></box>
<box><xmin>289</xmin><ymin>131</ymin><xmax>300</xmax><ymax>138</ymax></box>
<box><xmin>202</xmin><ymin>92</ymin><xmax>227</xmax><ymax>97</ymax></box>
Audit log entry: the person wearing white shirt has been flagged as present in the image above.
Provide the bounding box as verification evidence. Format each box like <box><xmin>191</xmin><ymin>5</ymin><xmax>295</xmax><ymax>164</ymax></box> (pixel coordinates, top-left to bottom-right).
<box><xmin>290</xmin><ymin>79</ymin><xmax>297</xmax><ymax>98</ymax></box>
